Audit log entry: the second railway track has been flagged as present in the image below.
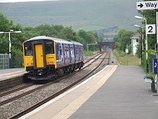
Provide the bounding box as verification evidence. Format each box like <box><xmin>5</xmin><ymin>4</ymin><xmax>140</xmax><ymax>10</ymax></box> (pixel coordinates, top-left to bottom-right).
<box><xmin>0</xmin><ymin>49</ymin><xmax>113</xmax><ymax>119</ymax></box>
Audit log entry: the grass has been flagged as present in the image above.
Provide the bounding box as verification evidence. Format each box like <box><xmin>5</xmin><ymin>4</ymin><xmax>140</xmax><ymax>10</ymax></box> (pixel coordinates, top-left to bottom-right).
<box><xmin>84</xmin><ymin>51</ymin><xmax>98</xmax><ymax>56</ymax></box>
<box><xmin>113</xmin><ymin>50</ymin><xmax>141</xmax><ymax>66</ymax></box>
<box><xmin>84</xmin><ymin>50</ymin><xmax>141</xmax><ymax>66</ymax></box>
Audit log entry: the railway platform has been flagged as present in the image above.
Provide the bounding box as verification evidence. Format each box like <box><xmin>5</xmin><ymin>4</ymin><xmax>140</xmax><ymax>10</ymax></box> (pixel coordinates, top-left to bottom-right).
<box><xmin>0</xmin><ymin>68</ymin><xmax>25</xmax><ymax>80</ymax></box>
<box><xmin>0</xmin><ymin>68</ymin><xmax>26</xmax><ymax>91</ymax></box>
<box><xmin>20</xmin><ymin>65</ymin><xmax>158</xmax><ymax>119</ymax></box>
<box><xmin>0</xmin><ymin>68</ymin><xmax>24</xmax><ymax>74</ymax></box>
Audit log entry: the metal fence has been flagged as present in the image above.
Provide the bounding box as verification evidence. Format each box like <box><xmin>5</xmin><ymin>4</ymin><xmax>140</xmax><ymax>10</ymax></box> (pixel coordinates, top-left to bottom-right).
<box><xmin>0</xmin><ymin>54</ymin><xmax>9</xmax><ymax>69</ymax></box>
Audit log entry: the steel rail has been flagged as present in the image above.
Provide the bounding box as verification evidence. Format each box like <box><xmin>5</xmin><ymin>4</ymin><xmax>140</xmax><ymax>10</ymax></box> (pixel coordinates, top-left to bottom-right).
<box><xmin>0</xmin><ymin>83</ymin><xmax>33</xmax><ymax>97</ymax></box>
<box><xmin>10</xmin><ymin>49</ymin><xmax>111</xmax><ymax>119</ymax></box>
<box><xmin>0</xmin><ymin>51</ymin><xmax>103</xmax><ymax>106</ymax></box>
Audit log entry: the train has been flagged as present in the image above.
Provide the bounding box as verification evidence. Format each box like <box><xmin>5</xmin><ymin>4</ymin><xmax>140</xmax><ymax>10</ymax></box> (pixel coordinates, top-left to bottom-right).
<box><xmin>23</xmin><ymin>36</ymin><xmax>84</xmax><ymax>81</ymax></box>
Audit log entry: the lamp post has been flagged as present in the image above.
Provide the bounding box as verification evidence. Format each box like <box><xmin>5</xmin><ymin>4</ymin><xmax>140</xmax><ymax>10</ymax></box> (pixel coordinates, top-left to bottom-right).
<box><xmin>0</xmin><ymin>30</ymin><xmax>21</xmax><ymax>68</ymax></box>
<box><xmin>135</xmin><ymin>15</ymin><xmax>148</xmax><ymax>73</ymax></box>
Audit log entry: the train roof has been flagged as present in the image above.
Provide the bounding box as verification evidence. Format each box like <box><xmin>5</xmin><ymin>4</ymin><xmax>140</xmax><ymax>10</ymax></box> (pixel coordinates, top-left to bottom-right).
<box><xmin>24</xmin><ymin>36</ymin><xmax>71</xmax><ymax>44</ymax></box>
<box><xmin>53</xmin><ymin>38</ymin><xmax>73</xmax><ymax>44</ymax></box>
<box><xmin>71</xmin><ymin>41</ymin><xmax>83</xmax><ymax>46</ymax></box>
<box><xmin>24</xmin><ymin>36</ymin><xmax>51</xmax><ymax>41</ymax></box>
<box><xmin>24</xmin><ymin>36</ymin><xmax>83</xmax><ymax>46</ymax></box>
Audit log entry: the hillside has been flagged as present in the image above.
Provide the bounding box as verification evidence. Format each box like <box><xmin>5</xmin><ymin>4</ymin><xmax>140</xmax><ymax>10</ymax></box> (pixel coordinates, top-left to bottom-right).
<box><xmin>0</xmin><ymin>0</ymin><xmax>140</xmax><ymax>32</ymax></box>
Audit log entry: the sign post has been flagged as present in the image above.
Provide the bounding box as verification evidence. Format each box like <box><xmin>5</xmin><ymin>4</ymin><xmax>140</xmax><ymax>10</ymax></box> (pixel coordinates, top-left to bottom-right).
<box><xmin>136</xmin><ymin>1</ymin><xmax>158</xmax><ymax>93</ymax></box>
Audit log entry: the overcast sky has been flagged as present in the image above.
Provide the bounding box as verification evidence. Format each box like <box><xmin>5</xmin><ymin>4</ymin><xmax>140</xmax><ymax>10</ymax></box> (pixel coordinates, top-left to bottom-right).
<box><xmin>0</xmin><ymin>0</ymin><xmax>61</xmax><ymax>3</ymax></box>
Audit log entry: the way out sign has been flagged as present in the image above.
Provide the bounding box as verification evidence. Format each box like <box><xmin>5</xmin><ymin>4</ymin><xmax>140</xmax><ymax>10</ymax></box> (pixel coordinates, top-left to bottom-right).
<box><xmin>146</xmin><ymin>24</ymin><xmax>156</xmax><ymax>34</ymax></box>
<box><xmin>136</xmin><ymin>1</ymin><xmax>158</xmax><ymax>10</ymax></box>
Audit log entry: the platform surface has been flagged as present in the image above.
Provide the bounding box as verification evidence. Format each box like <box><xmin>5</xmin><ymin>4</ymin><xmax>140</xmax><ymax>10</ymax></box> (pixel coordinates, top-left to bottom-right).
<box><xmin>20</xmin><ymin>65</ymin><xmax>158</xmax><ymax>119</ymax></box>
<box><xmin>70</xmin><ymin>65</ymin><xmax>158</xmax><ymax>119</ymax></box>
<box><xmin>0</xmin><ymin>68</ymin><xmax>24</xmax><ymax>74</ymax></box>
<box><xmin>0</xmin><ymin>68</ymin><xmax>26</xmax><ymax>80</ymax></box>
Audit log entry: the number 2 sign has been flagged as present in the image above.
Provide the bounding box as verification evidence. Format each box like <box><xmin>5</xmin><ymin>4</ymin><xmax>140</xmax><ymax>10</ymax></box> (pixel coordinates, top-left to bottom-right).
<box><xmin>146</xmin><ymin>24</ymin><xmax>156</xmax><ymax>34</ymax></box>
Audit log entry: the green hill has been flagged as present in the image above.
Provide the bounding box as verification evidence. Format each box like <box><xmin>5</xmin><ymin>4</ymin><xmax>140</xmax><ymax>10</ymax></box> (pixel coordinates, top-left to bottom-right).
<box><xmin>0</xmin><ymin>0</ymin><xmax>140</xmax><ymax>32</ymax></box>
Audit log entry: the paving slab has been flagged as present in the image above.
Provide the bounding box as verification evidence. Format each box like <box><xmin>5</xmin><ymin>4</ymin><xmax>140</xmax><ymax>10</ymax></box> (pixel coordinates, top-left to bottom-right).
<box><xmin>70</xmin><ymin>65</ymin><xmax>158</xmax><ymax>119</ymax></box>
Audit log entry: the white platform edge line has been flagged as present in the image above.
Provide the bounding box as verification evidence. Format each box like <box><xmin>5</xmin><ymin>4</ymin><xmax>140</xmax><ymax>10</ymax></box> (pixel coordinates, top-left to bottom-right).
<box><xmin>19</xmin><ymin>65</ymin><xmax>110</xmax><ymax>119</ymax></box>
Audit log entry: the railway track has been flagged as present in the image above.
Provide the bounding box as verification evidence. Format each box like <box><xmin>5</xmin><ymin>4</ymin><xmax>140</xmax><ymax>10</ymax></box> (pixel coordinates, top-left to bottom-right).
<box><xmin>0</xmin><ymin>53</ymin><xmax>101</xmax><ymax>106</ymax></box>
<box><xmin>0</xmin><ymin>51</ymin><xmax>102</xmax><ymax>97</ymax></box>
<box><xmin>0</xmin><ymin>49</ymin><xmax>112</xmax><ymax>119</ymax></box>
<box><xmin>0</xmin><ymin>52</ymin><xmax>102</xmax><ymax>106</ymax></box>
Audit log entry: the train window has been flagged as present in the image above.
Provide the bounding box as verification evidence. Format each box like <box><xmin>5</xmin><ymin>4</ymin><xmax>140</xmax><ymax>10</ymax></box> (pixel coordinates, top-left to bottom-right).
<box><xmin>64</xmin><ymin>45</ymin><xmax>69</xmax><ymax>56</ymax></box>
<box><xmin>45</xmin><ymin>40</ymin><xmax>54</xmax><ymax>54</ymax></box>
<box><xmin>75</xmin><ymin>47</ymin><xmax>79</xmax><ymax>54</ymax></box>
<box><xmin>24</xmin><ymin>42</ymin><xmax>33</xmax><ymax>56</ymax></box>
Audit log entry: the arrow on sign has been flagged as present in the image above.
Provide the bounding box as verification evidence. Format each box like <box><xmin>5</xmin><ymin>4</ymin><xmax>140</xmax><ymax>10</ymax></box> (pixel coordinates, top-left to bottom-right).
<box><xmin>137</xmin><ymin>3</ymin><xmax>143</xmax><ymax>8</ymax></box>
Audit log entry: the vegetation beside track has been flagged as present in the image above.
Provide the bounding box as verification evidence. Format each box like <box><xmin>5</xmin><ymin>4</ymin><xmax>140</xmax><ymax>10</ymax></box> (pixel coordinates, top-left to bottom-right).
<box><xmin>113</xmin><ymin>50</ymin><xmax>141</xmax><ymax>66</ymax></box>
<box><xmin>84</xmin><ymin>51</ymin><xmax>99</xmax><ymax>56</ymax></box>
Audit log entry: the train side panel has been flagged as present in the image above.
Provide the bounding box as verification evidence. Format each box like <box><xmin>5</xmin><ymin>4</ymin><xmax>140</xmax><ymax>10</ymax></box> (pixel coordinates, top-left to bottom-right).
<box><xmin>72</xmin><ymin>41</ymin><xmax>84</xmax><ymax>63</ymax></box>
<box><xmin>71</xmin><ymin>41</ymin><xmax>84</xmax><ymax>70</ymax></box>
<box><xmin>56</xmin><ymin>43</ymin><xmax>64</xmax><ymax>67</ymax></box>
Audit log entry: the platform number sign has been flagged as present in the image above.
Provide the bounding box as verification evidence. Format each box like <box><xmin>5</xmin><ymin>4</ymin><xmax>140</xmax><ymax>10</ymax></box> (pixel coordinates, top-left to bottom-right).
<box><xmin>146</xmin><ymin>24</ymin><xmax>156</xmax><ymax>34</ymax></box>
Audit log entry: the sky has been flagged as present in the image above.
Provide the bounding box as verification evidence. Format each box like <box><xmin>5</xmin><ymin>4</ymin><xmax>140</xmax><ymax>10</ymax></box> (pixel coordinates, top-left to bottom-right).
<box><xmin>0</xmin><ymin>0</ymin><xmax>60</xmax><ymax>3</ymax></box>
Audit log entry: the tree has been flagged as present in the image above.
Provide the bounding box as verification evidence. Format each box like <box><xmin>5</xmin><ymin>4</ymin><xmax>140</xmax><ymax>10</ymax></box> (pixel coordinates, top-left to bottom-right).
<box><xmin>0</xmin><ymin>13</ymin><xmax>14</xmax><ymax>54</ymax></box>
<box><xmin>114</xmin><ymin>29</ymin><xmax>135</xmax><ymax>53</ymax></box>
<box><xmin>58</xmin><ymin>26</ymin><xmax>76</xmax><ymax>41</ymax></box>
<box><xmin>0</xmin><ymin>13</ymin><xmax>13</xmax><ymax>32</ymax></box>
<box><xmin>0</xmin><ymin>12</ymin><xmax>102</xmax><ymax>67</ymax></box>
<box><xmin>0</xmin><ymin>13</ymin><xmax>24</xmax><ymax>67</ymax></box>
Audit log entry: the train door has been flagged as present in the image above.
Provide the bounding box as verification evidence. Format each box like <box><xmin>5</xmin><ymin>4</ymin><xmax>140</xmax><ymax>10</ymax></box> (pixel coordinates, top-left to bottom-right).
<box><xmin>34</xmin><ymin>44</ymin><xmax>45</xmax><ymax>68</ymax></box>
